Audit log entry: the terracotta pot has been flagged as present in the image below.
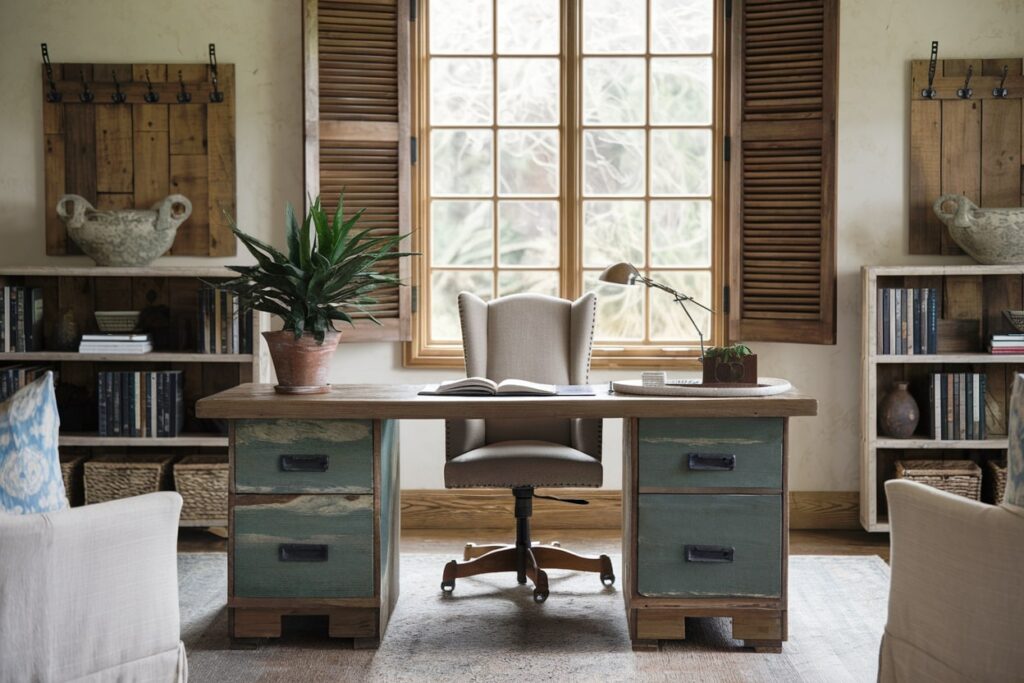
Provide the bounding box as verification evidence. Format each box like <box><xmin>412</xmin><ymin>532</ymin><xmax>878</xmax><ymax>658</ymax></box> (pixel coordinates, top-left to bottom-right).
<box><xmin>263</xmin><ymin>329</ymin><xmax>340</xmax><ymax>394</ymax></box>
<box><xmin>702</xmin><ymin>354</ymin><xmax>758</xmax><ymax>385</ymax></box>
<box><xmin>878</xmin><ymin>381</ymin><xmax>920</xmax><ymax>438</ymax></box>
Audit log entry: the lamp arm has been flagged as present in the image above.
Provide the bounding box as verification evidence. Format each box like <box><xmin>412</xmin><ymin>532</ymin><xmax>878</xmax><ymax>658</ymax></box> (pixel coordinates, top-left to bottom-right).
<box><xmin>674</xmin><ymin>294</ymin><xmax>706</xmax><ymax>360</ymax></box>
<box><xmin>636</xmin><ymin>274</ymin><xmax>715</xmax><ymax>314</ymax></box>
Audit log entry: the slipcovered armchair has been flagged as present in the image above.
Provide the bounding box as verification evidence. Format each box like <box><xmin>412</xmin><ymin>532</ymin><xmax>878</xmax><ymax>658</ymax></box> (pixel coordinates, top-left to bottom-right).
<box><xmin>0</xmin><ymin>492</ymin><xmax>187</xmax><ymax>682</ymax></box>
<box><xmin>879</xmin><ymin>374</ymin><xmax>1024</xmax><ymax>681</ymax></box>
<box><xmin>440</xmin><ymin>292</ymin><xmax>613</xmax><ymax>603</ymax></box>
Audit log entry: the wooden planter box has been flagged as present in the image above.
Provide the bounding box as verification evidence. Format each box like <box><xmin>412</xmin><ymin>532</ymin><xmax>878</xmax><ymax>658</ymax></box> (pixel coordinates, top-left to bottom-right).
<box><xmin>702</xmin><ymin>355</ymin><xmax>758</xmax><ymax>385</ymax></box>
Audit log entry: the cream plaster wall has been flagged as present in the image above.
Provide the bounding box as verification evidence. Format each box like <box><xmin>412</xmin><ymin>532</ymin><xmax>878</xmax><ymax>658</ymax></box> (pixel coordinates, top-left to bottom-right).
<box><xmin>2</xmin><ymin>0</ymin><xmax>1023</xmax><ymax>491</ymax></box>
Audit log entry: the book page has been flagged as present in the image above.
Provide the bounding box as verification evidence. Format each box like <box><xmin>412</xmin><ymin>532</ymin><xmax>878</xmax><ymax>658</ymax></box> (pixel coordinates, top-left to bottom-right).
<box><xmin>495</xmin><ymin>378</ymin><xmax>557</xmax><ymax>395</ymax></box>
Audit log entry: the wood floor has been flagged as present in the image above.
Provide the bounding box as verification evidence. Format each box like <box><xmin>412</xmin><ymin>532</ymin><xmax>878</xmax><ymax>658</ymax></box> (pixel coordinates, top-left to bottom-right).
<box><xmin>179</xmin><ymin>527</ymin><xmax>890</xmax><ymax>562</ymax></box>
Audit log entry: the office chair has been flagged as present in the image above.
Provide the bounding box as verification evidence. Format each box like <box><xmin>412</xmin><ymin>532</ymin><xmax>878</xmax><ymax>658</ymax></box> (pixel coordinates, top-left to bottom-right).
<box><xmin>440</xmin><ymin>292</ymin><xmax>614</xmax><ymax>602</ymax></box>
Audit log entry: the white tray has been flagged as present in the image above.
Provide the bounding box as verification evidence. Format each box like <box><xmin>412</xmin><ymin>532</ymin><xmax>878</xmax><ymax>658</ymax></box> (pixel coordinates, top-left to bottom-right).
<box><xmin>611</xmin><ymin>377</ymin><xmax>792</xmax><ymax>397</ymax></box>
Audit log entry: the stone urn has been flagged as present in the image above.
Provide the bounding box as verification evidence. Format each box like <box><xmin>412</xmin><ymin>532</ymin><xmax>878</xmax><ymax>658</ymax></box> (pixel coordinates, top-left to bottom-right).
<box><xmin>56</xmin><ymin>194</ymin><xmax>192</xmax><ymax>267</ymax></box>
<box><xmin>933</xmin><ymin>194</ymin><xmax>1024</xmax><ymax>264</ymax></box>
<box><xmin>878</xmin><ymin>381</ymin><xmax>920</xmax><ymax>439</ymax></box>
<box><xmin>263</xmin><ymin>329</ymin><xmax>341</xmax><ymax>394</ymax></box>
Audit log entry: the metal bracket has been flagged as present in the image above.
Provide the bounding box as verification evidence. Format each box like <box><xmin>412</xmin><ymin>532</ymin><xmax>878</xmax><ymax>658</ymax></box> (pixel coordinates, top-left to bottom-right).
<box><xmin>921</xmin><ymin>41</ymin><xmax>938</xmax><ymax>99</ymax></box>
<box><xmin>209</xmin><ymin>43</ymin><xmax>225</xmax><ymax>103</ymax></box>
<box><xmin>41</xmin><ymin>43</ymin><xmax>61</xmax><ymax>102</ymax></box>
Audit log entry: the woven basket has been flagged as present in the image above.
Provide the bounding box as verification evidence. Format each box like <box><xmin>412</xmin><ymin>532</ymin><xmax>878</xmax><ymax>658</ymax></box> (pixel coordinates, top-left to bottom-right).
<box><xmin>84</xmin><ymin>454</ymin><xmax>173</xmax><ymax>505</ymax></box>
<box><xmin>895</xmin><ymin>459</ymin><xmax>982</xmax><ymax>500</ymax></box>
<box><xmin>173</xmin><ymin>455</ymin><xmax>228</xmax><ymax>522</ymax></box>
<box><xmin>987</xmin><ymin>459</ymin><xmax>1008</xmax><ymax>504</ymax></box>
<box><xmin>59</xmin><ymin>453</ymin><xmax>87</xmax><ymax>506</ymax></box>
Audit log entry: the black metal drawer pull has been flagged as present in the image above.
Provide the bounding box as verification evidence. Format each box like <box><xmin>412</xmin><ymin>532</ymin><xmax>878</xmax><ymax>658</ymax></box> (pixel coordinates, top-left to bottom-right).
<box><xmin>686</xmin><ymin>453</ymin><xmax>736</xmax><ymax>471</ymax></box>
<box><xmin>684</xmin><ymin>545</ymin><xmax>735</xmax><ymax>563</ymax></box>
<box><xmin>279</xmin><ymin>454</ymin><xmax>329</xmax><ymax>472</ymax></box>
<box><xmin>278</xmin><ymin>543</ymin><xmax>329</xmax><ymax>562</ymax></box>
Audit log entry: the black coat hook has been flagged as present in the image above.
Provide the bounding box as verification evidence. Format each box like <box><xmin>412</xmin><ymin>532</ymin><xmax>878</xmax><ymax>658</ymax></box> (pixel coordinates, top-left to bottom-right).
<box><xmin>41</xmin><ymin>43</ymin><xmax>61</xmax><ymax>102</ymax></box>
<box><xmin>993</xmin><ymin>65</ymin><xmax>1009</xmax><ymax>98</ymax></box>
<box><xmin>78</xmin><ymin>70</ymin><xmax>94</xmax><ymax>103</ymax></box>
<box><xmin>176</xmin><ymin>70</ymin><xmax>192</xmax><ymax>104</ymax></box>
<box><xmin>208</xmin><ymin>43</ymin><xmax>224</xmax><ymax>103</ymax></box>
<box><xmin>111</xmin><ymin>70</ymin><xmax>127</xmax><ymax>104</ymax></box>
<box><xmin>921</xmin><ymin>40</ymin><xmax>938</xmax><ymax>99</ymax></box>
<box><xmin>957</xmin><ymin>65</ymin><xmax>973</xmax><ymax>99</ymax></box>
<box><xmin>143</xmin><ymin>69</ymin><xmax>159</xmax><ymax>103</ymax></box>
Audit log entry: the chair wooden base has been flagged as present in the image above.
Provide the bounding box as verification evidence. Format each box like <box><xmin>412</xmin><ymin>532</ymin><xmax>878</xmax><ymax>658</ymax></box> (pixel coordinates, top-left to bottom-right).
<box><xmin>441</xmin><ymin>541</ymin><xmax>614</xmax><ymax>603</ymax></box>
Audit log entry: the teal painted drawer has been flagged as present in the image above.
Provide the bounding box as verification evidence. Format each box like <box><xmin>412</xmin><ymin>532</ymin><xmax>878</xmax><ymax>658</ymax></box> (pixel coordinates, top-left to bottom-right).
<box><xmin>234</xmin><ymin>419</ymin><xmax>373</xmax><ymax>493</ymax></box>
<box><xmin>638</xmin><ymin>418</ymin><xmax>782</xmax><ymax>490</ymax></box>
<box><xmin>637</xmin><ymin>494</ymin><xmax>782</xmax><ymax>598</ymax></box>
<box><xmin>233</xmin><ymin>494</ymin><xmax>374</xmax><ymax>598</ymax></box>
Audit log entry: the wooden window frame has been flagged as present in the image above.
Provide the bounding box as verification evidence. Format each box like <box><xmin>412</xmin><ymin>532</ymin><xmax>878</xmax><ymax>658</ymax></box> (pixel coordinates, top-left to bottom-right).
<box><xmin>405</xmin><ymin>0</ymin><xmax>729</xmax><ymax>368</ymax></box>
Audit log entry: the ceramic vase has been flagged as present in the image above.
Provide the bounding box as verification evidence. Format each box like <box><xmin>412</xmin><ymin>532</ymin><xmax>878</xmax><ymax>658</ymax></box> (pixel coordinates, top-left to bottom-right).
<box><xmin>878</xmin><ymin>381</ymin><xmax>919</xmax><ymax>438</ymax></box>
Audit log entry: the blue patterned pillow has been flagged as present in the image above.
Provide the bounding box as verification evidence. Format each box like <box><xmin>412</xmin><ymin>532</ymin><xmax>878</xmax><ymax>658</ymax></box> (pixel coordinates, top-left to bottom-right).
<box><xmin>1007</xmin><ymin>373</ymin><xmax>1024</xmax><ymax>510</ymax></box>
<box><xmin>0</xmin><ymin>372</ymin><xmax>67</xmax><ymax>514</ymax></box>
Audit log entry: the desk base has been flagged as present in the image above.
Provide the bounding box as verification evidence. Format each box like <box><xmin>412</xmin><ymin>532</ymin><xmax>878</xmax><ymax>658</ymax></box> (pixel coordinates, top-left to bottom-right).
<box><xmin>630</xmin><ymin>606</ymin><xmax>786</xmax><ymax>652</ymax></box>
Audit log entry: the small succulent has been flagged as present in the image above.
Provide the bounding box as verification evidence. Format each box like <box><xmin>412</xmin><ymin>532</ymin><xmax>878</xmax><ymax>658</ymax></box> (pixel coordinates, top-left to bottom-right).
<box><xmin>702</xmin><ymin>344</ymin><xmax>753</xmax><ymax>363</ymax></box>
<box><xmin>214</xmin><ymin>195</ymin><xmax>416</xmax><ymax>343</ymax></box>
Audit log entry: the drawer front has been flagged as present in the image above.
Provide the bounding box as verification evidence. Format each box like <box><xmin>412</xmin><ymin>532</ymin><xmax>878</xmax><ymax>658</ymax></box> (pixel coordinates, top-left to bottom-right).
<box><xmin>638</xmin><ymin>418</ymin><xmax>783</xmax><ymax>490</ymax></box>
<box><xmin>637</xmin><ymin>494</ymin><xmax>782</xmax><ymax>598</ymax></box>
<box><xmin>234</xmin><ymin>419</ymin><xmax>373</xmax><ymax>494</ymax></box>
<box><xmin>233</xmin><ymin>494</ymin><xmax>374</xmax><ymax>598</ymax></box>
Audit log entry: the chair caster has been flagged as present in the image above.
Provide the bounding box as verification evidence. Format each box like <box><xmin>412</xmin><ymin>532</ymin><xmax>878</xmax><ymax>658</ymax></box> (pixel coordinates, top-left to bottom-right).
<box><xmin>441</xmin><ymin>559</ymin><xmax>457</xmax><ymax>593</ymax></box>
<box><xmin>533</xmin><ymin>588</ymin><xmax>549</xmax><ymax>603</ymax></box>
<box><xmin>441</xmin><ymin>579</ymin><xmax>455</xmax><ymax>593</ymax></box>
<box><xmin>600</xmin><ymin>572</ymin><xmax>616</xmax><ymax>587</ymax></box>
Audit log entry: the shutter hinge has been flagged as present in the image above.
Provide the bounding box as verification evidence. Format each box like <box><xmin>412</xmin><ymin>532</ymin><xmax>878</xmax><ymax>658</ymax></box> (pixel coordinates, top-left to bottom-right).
<box><xmin>410</xmin><ymin>0</ymin><xmax>417</xmax><ymax>21</ymax></box>
<box><xmin>410</xmin><ymin>136</ymin><xmax>418</xmax><ymax>164</ymax></box>
<box><xmin>723</xmin><ymin>136</ymin><xmax>731</xmax><ymax>162</ymax></box>
<box><xmin>725</xmin><ymin>0</ymin><xmax>732</xmax><ymax>19</ymax></box>
<box><xmin>723</xmin><ymin>285</ymin><xmax>731</xmax><ymax>315</ymax></box>
<box><xmin>411</xmin><ymin>285</ymin><xmax>419</xmax><ymax>313</ymax></box>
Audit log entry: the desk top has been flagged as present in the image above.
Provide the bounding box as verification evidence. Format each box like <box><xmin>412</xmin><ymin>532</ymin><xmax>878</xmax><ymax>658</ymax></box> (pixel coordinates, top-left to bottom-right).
<box><xmin>197</xmin><ymin>383</ymin><xmax>817</xmax><ymax>420</ymax></box>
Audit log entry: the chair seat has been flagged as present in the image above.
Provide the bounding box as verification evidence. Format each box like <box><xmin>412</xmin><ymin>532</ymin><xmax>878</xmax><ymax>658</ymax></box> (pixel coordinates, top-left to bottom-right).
<box><xmin>444</xmin><ymin>440</ymin><xmax>602</xmax><ymax>489</ymax></box>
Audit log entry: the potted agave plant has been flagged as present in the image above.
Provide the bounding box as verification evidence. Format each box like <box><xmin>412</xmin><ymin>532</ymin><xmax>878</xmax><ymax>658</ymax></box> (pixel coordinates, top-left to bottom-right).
<box><xmin>217</xmin><ymin>195</ymin><xmax>415</xmax><ymax>394</ymax></box>
<box><xmin>702</xmin><ymin>344</ymin><xmax>758</xmax><ymax>385</ymax></box>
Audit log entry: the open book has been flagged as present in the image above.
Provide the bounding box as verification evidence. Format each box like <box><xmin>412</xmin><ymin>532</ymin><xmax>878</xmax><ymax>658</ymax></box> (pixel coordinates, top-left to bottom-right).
<box><xmin>419</xmin><ymin>377</ymin><xmax>594</xmax><ymax>396</ymax></box>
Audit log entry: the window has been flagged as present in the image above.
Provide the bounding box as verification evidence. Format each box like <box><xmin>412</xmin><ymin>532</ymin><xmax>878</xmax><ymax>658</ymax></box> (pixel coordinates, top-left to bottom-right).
<box><xmin>410</xmin><ymin>0</ymin><xmax>726</xmax><ymax>366</ymax></box>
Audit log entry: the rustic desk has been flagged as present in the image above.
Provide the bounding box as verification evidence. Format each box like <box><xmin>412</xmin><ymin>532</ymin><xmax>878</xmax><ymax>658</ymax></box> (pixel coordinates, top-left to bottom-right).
<box><xmin>196</xmin><ymin>384</ymin><xmax>817</xmax><ymax>651</ymax></box>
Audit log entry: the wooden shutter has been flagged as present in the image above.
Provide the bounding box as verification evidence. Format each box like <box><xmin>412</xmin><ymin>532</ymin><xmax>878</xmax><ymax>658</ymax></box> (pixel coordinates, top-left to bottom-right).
<box><xmin>304</xmin><ymin>0</ymin><xmax>412</xmax><ymax>342</ymax></box>
<box><xmin>728</xmin><ymin>0</ymin><xmax>837</xmax><ymax>344</ymax></box>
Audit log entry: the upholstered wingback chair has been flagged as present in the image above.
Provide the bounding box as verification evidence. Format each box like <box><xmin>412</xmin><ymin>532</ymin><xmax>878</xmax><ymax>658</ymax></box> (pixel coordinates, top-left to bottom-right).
<box><xmin>878</xmin><ymin>374</ymin><xmax>1024</xmax><ymax>681</ymax></box>
<box><xmin>440</xmin><ymin>292</ymin><xmax>614</xmax><ymax>602</ymax></box>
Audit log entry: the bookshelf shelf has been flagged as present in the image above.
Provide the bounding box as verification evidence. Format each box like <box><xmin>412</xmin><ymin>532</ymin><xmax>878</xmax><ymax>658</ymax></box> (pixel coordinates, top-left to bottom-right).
<box><xmin>59</xmin><ymin>433</ymin><xmax>229</xmax><ymax>447</ymax></box>
<box><xmin>862</xmin><ymin>265</ymin><xmax>1016</xmax><ymax>532</ymax></box>
<box><xmin>0</xmin><ymin>352</ymin><xmax>253</xmax><ymax>363</ymax></box>
<box><xmin>0</xmin><ymin>266</ymin><xmax>268</xmax><ymax>529</ymax></box>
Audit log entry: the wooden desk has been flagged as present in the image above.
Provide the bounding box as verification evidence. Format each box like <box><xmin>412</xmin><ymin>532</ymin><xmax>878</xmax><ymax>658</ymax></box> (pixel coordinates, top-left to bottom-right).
<box><xmin>197</xmin><ymin>384</ymin><xmax>817</xmax><ymax>651</ymax></box>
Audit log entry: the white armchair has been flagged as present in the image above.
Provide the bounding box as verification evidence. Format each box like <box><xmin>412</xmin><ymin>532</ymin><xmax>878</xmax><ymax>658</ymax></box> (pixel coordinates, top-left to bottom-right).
<box><xmin>0</xmin><ymin>492</ymin><xmax>187</xmax><ymax>683</ymax></box>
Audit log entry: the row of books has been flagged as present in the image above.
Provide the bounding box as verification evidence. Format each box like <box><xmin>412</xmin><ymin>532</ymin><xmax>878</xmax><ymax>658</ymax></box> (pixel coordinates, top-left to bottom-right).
<box><xmin>989</xmin><ymin>333</ymin><xmax>1024</xmax><ymax>355</ymax></box>
<box><xmin>927</xmin><ymin>373</ymin><xmax>986</xmax><ymax>440</ymax></box>
<box><xmin>876</xmin><ymin>288</ymin><xmax>938</xmax><ymax>355</ymax></box>
<box><xmin>79</xmin><ymin>333</ymin><xmax>153</xmax><ymax>355</ymax></box>
<box><xmin>0</xmin><ymin>286</ymin><xmax>44</xmax><ymax>352</ymax></box>
<box><xmin>198</xmin><ymin>287</ymin><xmax>253</xmax><ymax>354</ymax></box>
<box><xmin>0</xmin><ymin>365</ymin><xmax>53</xmax><ymax>401</ymax></box>
<box><xmin>97</xmin><ymin>370</ymin><xmax>184</xmax><ymax>437</ymax></box>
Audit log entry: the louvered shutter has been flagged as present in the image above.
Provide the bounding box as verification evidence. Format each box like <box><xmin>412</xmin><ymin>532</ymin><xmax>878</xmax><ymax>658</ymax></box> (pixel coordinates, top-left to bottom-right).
<box><xmin>728</xmin><ymin>0</ymin><xmax>837</xmax><ymax>344</ymax></box>
<box><xmin>304</xmin><ymin>0</ymin><xmax>412</xmax><ymax>342</ymax></box>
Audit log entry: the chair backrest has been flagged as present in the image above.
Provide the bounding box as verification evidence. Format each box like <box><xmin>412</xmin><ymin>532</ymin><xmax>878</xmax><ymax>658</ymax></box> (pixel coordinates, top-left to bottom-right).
<box><xmin>1005</xmin><ymin>373</ymin><xmax>1024</xmax><ymax>510</ymax></box>
<box><xmin>445</xmin><ymin>292</ymin><xmax>601</xmax><ymax>460</ymax></box>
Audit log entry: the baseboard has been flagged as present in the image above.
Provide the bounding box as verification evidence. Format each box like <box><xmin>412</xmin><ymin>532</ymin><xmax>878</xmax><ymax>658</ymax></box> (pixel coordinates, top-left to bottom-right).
<box><xmin>400</xmin><ymin>489</ymin><xmax>861</xmax><ymax>531</ymax></box>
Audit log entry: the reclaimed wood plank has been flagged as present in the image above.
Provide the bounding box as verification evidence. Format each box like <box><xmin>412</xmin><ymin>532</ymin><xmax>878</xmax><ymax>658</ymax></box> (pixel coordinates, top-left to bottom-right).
<box><xmin>42</xmin><ymin>63</ymin><xmax>63</xmax><ymax>134</ymax></box>
<box><xmin>909</xmin><ymin>67</ymin><xmax>942</xmax><ymax>254</ymax></box>
<box><xmin>207</xmin><ymin>64</ymin><xmax>236</xmax><ymax>256</ymax></box>
<box><xmin>981</xmin><ymin>98</ymin><xmax>1022</xmax><ymax>207</ymax></box>
<box><xmin>637</xmin><ymin>418</ymin><xmax>783</xmax><ymax>490</ymax></box>
<box><xmin>95</xmin><ymin>193</ymin><xmax>134</xmax><ymax>210</ymax></box>
<box><xmin>940</xmin><ymin>99</ymin><xmax>980</xmax><ymax>255</ymax></box>
<box><xmin>234</xmin><ymin>419</ymin><xmax>374</xmax><ymax>493</ymax></box>
<box><xmin>133</xmin><ymin>129</ymin><xmax>169</xmax><ymax>210</ymax></box>
<box><xmin>169</xmin><ymin>104</ymin><xmax>207</xmax><ymax>156</ymax></box>
<box><xmin>63</xmin><ymin>103</ymin><xmax>97</xmax><ymax>203</ymax></box>
<box><xmin>233</xmin><ymin>494</ymin><xmax>374</xmax><ymax>598</ymax></box>
<box><xmin>44</xmin><ymin>134</ymin><xmax>67</xmax><ymax>254</ymax></box>
<box><xmin>95</xmin><ymin>104</ymin><xmax>133</xmax><ymax>193</ymax></box>
<box><xmin>169</xmin><ymin>154</ymin><xmax>209</xmax><ymax>254</ymax></box>
<box><xmin>134</xmin><ymin>103</ymin><xmax>168</xmax><ymax>132</ymax></box>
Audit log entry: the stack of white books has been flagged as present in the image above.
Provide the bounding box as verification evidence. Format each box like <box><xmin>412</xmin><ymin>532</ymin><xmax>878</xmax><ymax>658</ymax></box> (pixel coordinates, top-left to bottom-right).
<box><xmin>78</xmin><ymin>333</ymin><xmax>153</xmax><ymax>354</ymax></box>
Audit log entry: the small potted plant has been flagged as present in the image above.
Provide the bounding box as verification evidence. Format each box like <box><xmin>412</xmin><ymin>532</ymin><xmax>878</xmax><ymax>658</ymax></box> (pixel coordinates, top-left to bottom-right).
<box><xmin>702</xmin><ymin>344</ymin><xmax>757</xmax><ymax>385</ymax></box>
<box><xmin>217</xmin><ymin>195</ymin><xmax>415</xmax><ymax>394</ymax></box>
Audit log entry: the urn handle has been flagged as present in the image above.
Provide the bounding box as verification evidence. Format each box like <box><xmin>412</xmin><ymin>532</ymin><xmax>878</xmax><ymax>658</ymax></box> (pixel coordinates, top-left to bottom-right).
<box><xmin>55</xmin><ymin>194</ymin><xmax>95</xmax><ymax>229</ymax></box>
<box><xmin>154</xmin><ymin>194</ymin><xmax>193</xmax><ymax>232</ymax></box>
<box><xmin>933</xmin><ymin>194</ymin><xmax>976</xmax><ymax>229</ymax></box>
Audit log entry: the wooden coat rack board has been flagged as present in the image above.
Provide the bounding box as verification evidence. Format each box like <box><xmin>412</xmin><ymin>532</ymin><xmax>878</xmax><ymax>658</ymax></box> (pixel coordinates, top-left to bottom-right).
<box><xmin>909</xmin><ymin>58</ymin><xmax>1024</xmax><ymax>255</ymax></box>
<box><xmin>42</xmin><ymin>62</ymin><xmax>236</xmax><ymax>256</ymax></box>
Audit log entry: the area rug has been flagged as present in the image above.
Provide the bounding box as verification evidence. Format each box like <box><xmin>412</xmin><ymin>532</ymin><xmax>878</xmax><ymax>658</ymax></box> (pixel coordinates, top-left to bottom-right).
<box><xmin>180</xmin><ymin>553</ymin><xmax>889</xmax><ymax>683</ymax></box>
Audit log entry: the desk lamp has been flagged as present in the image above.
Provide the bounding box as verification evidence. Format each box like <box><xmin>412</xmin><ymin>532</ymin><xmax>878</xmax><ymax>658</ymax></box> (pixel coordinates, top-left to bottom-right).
<box><xmin>597</xmin><ymin>262</ymin><xmax>714</xmax><ymax>359</ymax></box>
